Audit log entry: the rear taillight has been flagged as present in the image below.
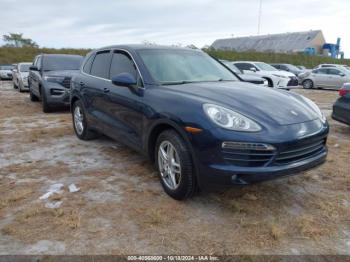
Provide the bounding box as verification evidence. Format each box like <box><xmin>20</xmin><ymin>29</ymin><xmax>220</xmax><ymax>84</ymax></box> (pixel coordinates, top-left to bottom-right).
<box><xmin>339</xmin><ymin>88</ymin><xmax>350</xmax><ymax>97</ymax></box>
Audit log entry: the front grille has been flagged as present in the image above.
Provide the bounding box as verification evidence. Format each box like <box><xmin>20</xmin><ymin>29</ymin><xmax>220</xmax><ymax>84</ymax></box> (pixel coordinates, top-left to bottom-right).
<box><xmin>275</xmin><ymin>139</ymin><xmax>326</xmax><ymax>165</ymax></box>
<box><xmin>222</xmin><ymin>147</ymin><xmax>275</xmax><ymax>167</ymax></box>
<box><xmin>7</xmin><ymin>73</ymin><xmax>12</xmax><ymax>77</ymax></box>
<box><xmin>62</xmin><ymin>77</ymin><xmax>72</xmax><ymax>89</ymax></box>
<box><xmin>222</xmin><ymin>138</ymin><xmax>326</xmax><ymax>167</ymax></box>
<box><xmin>287</xmin><ymin>76</ymin><xmax>299</xmax><ymax>86</ymax></box>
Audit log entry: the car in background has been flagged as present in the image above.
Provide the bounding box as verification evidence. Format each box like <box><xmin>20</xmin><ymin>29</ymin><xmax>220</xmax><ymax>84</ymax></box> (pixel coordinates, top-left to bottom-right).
<box><xmin>270</xmin><ymin>63</ymin><xmax>304</xmax><ymax>76</ymax></box>
<box><xmin>28</xmin><ymin>54</ymin><xmax>83</xmax><ymax>112</ymax></box>
<box><xmin>0</xmin><ymin>64</ymin><xmax>14</xmax><ymax>80</ymax></box>
<box><xmin>332</xmin><ymin>83</ymin><xmax>350</xmax><ymax>126</ymax></box>
<box><xmin>233</xmin><ymin>61</ymin><xmax>298</xmax><ymax>89</ymax></box>
<box><xmin>315</xmin><ymin>64</ymin><xmax>350</xmax><ymax>71</ymax></box>
<box><xmin>220</xmin><ymin>60</ymin><xmax>268</xmax><ymax>86</ymax></box>
<box><xmin>70</xmin><ymin>45</ymin><xmax>328</xmax><ymax>200</ymax></box>
<box><xmin>300</xmin><ymin>67</ymin><xmax>350</xmax><ymax>90</ymax></box>
<box><xmin>12</xmin><ymin>62</ymin><xmax>31</xmax><ymax>92</ymax></box>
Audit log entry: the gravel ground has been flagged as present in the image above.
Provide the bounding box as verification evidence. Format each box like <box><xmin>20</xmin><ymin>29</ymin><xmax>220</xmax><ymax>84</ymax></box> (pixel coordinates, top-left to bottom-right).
<box><xmin>0</xmin><ymin>81</ymin><xmax>349</xmax><ymax>255</ymax></box>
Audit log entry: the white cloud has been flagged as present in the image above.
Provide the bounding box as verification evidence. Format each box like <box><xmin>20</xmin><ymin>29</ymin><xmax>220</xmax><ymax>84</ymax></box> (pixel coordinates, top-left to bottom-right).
<box><xmin>0</xmin><ymin>0</ymin><xmax>348</xmax><ymax>57</ymax></box>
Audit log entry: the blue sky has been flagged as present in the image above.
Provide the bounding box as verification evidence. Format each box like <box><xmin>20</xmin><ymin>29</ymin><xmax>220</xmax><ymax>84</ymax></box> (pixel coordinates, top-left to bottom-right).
<box><xmin>0</xmin><ymin>0</ymin><xmax>349</xmax><ymax>57</ymax></box>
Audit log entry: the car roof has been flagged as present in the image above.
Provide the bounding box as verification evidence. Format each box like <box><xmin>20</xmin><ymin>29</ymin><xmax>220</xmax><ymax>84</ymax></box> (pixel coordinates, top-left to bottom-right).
<box><xmin>93</xmin><ymin>44</ymin><xmax>202</xmax><ymax>53</ymax></box>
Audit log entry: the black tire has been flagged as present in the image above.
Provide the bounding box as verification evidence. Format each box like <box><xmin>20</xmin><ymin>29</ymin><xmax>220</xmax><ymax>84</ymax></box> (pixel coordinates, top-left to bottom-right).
<box><xmin>302</xmin><ymin>79</ymin><xmax>314</xmax><ymax>89</ymax></box>
<box><xmin>72</xmin><ymin>100</ymin><xmax>99</xmax><ymax>140</ymax></box>
<box><xmin>42</xmin><ymin>91</ymin><xmax>52</xmax><ymax>113</ymax></box>
<box><xmin>264</xmin><ymin>78</ymin><xmax>273</xmax><ymax>87</ymax></box>
<box><xmin>155</xmin><ymin>129</ymin><xmax>197</xmax><ymax>200</ymax></box>
<box><xmin>29</xmin><ymin>85</ymin><xmax>39</xmax><ymax>102</ymax></box>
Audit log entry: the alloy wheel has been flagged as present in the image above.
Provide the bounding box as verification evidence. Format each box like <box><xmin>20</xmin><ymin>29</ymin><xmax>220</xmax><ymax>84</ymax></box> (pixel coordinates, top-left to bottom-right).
<box><xmin>158</xmin><ymin>140</ymin><xmax>182</xmax><ymax>190</ymax></box>
<box><xmin>74</xmin><ymin>106</ymin><xmax>84</xmax><ymax>135</ymax></box>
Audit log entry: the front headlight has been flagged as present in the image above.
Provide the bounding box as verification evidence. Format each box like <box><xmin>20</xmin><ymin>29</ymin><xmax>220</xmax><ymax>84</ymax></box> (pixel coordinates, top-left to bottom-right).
<box><xmin>302</xmin><ymin>97</ymin><xmax>326</xmax><ymax>123</ymax></box>
<box><xmin>44</xmin><ymin>76</ymin><xmax>65</xmax><ymax>83</ymax></box>
<box><xmin>203</xmin><ymin>104</ymin><xmax>261</xmax><ymax>132</ymax></box>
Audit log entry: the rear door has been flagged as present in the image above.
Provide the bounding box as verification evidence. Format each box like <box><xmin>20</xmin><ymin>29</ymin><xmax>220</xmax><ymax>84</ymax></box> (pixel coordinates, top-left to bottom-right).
<box><xmin>327</xmin><ymin>68</ymin><xmax>347</xmax><ymax>90</ymax></box>
<box><xmin>81</xmin><ymin>50</ymin><xmax>112</xmax><ymax>130</ymax></box>
<box><xmin>102</xmin><ymin>50</ymin><xmax>145</xmax><ymax>150</ymax></box>
<box><xmin>313</xmin><ymin>68</ymin><xmax>329</xmax><ymax>87</ymax></box>
<box><xmin>30</xmin><ymin>56</ymin><xmax>42</xmax><ymax>96</ymax></box>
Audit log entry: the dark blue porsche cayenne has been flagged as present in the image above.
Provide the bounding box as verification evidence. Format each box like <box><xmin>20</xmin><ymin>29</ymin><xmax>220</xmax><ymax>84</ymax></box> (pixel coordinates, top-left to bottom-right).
<box><xmin>70</xmin><ymin>45</ymin><xmax>329</xmax><ymax>200</ymax></box>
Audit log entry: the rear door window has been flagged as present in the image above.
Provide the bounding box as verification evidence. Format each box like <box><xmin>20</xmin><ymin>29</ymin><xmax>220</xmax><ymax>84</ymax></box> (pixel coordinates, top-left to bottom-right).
<box><xmin>328</xmin><ymin>68</ymin><xmax>342</xmax><ymax>76</ymax></box>
<box><xmin>90</xmin><ymin>51</ymin><xmax>112</xmax><ymax>79</ymax></box>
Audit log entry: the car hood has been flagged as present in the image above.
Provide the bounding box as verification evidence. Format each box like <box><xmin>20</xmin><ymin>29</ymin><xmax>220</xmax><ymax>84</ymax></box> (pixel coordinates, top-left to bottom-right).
<box><xmin>0</xmin><ymin>70</ymin><xmax>12</xmax><ymax>73</ymax></box>
<box><xmin>43</xmin><ymin>70</ymin><xmax>80</xmax><ymax>78</ymax></box>
<box><xmin>162</xmin><ymin>81</ymin><xmax>319</xmax><ymax>126</ymax></box>
<box><xmin>262</xmin><ymin>70</ymin><xmax>295</xmax><ymax>77</ymax></box>
<box><xmin>20</xmin><ymin>72</ymin><xmax>29</xmax><ymax>78</ymax></box>
<box><xmin>240</xmin><ymin>74</ymin><xmax>264</xmax><ymax>82</ymax></box>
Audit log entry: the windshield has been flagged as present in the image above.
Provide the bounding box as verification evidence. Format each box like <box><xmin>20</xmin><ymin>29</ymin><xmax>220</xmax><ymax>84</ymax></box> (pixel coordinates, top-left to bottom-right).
<box><xmin>43</xmin><ymin>56</ymin><xmax>83</xmax><ymax>71</ymax></box>
<box><xmin>138</xmin><ymin>49</ymin><xmax>238</xmax><ymax>84</ymax></box>
<box><xmin>286</xmin><ymin>64</ymin><xmax>301</xmax><ymax>71</ymax></box>
<box><xmin>0</xmin><ymin>65</ymin><xmax>14</xmax><ymax>70</ymax></box>
<box><xmin>255</xmin><ymin>62</ymin><xmax>278</xmax><ymax>71</ymax></box>
<box><xmin>19</xmin><ymin>64</ymin><xmax>31</xmax><ymax>72</ymax></box>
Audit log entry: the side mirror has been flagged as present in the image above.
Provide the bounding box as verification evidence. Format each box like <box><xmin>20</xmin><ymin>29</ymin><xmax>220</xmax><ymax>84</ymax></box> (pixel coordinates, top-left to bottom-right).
<box><xmin>29</xmin><ymin>65</ymin><xmax>38</xmax><ymax>71</ymax></box>
<box><xmin>249</xmin><ymin>67</ymin><xmax>257</xmax><ymax>72</ymax></box>
<box><xmin>111</xmin><ymin>73</ymin><xmax>137</xmax><ymax>87</ymax></box>
<box><xmin>339</xmin><ymin>73</ymin><xmax>345</xmax><ymax>77</ymax></box>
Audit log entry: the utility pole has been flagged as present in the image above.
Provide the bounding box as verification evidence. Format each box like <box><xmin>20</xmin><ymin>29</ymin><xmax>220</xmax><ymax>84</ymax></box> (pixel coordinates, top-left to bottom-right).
<box><xmin>257</xmin><ymin>0</ymin><xmax>262</xmax><ymax>35</ymax></box>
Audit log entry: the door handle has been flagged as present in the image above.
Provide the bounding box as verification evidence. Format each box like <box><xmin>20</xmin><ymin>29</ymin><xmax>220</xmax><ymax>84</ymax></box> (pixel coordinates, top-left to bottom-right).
<box><xmin>79</xmin><ymin>81</ymin><xmax>85</xmax><ymax>87</ymax></box>
<box><xmin>103</xmin><ymin>88</ymin><xmax>110</xmax><ymax>93</ymax></box>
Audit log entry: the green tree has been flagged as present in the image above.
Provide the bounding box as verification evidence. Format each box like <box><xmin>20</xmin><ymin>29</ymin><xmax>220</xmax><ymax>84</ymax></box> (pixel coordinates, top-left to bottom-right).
<box><xmin>2</xmin><ymin>33</ymin><xmax>38</xmax><ymax>48</ymax></box>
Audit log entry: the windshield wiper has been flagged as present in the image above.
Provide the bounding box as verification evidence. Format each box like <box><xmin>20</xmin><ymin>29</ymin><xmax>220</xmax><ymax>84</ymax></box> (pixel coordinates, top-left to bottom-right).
<box><xmin>161</xmin><ymin>80</ymin><xmax>195</xmax><ymax>85</ymax></box>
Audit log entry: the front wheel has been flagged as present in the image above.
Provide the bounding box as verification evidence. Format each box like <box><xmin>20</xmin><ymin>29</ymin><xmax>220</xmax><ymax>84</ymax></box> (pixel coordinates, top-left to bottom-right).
<box><xmin>302</xmin><ymin>79</ymin><xmax>314</xmax><ymax>89</ymax></box>
<box><xmin>72</xmin><ymin>100</ymin><xmax>99</xmax><ymax>140</ymax></box>
<box><xmin>42</xmin><ymin>91</ymin><xmax>52</xmax><ymax>113</ymax></box>
<box><xmin>155</xmin><ymin>130</ymin><xmax>197</xmax><ymax>200</ymax></box>
<box><xmin>29</xmin><ymin>85</ymin><xmax>39</xmax><ymax>102</ymax></box>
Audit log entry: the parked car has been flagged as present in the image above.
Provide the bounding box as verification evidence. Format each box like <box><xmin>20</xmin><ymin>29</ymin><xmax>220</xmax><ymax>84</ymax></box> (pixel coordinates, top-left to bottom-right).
<box><xmin>12</xmin><ymin>62</ymin><xmax>31</xmax><ymax>92</ymax></box>
<box><xmin>315</xmin><ymin>64</ymin><xmax>350</xmax><ymax>71</ymax></box>
<box><xmin>270</xmin><ymin>63</ymin><xmax>304</xmax><ymax>76</ymax></box>
<box><xmin>28</xmin><ymin>54</ymin><xmax>83</xmax><ymax>112</ymax></box>
<box><xmin>297</xmin><ymin>65</ymin><xmax>307</xmax><ymax>70</ymax></box>
<box><xmin>232</xmin><ymin>61</ymin><xmax>298</xmax><ymax>89</ymax></box>
<box><xmin>220</xmin><ymin>60</ymin><xmax>268</xmax><ymax>86</ymax></box>
<box><xmin>0</xmin><ymin>64</ymin><xmax>14</xmax><ymax>80</ymax></box>
<box><xmin>70</xmin><ymin>45</ymin><xmax>329</xmax><ymax>200</ymax></box>
<box><xmin>332</xmin><ymin>83</ymin><xmax>350</xmax><ymax>126</ymax></box>
<box><xmin>300</xmin><ymin>67</ymin><xmax>350</xmax><ymax>90</ymax></box>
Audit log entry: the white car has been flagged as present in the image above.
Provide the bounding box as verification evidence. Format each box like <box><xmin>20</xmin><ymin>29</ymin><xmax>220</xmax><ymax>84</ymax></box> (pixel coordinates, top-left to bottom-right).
<box><xmin>315</xmin><ymin>64</ymin><xmax>350</xmax><ymax>72</ymax></box>
<box><xmin>0</xmin><ymin>64</ymin><xmax>14</xmax><ymax>80</ymax></box>
<box><xmin>233</xmin><ymin>61</ymin><xmax>299</xmax><ymax>89</ymax></box>
<box><xmin>12</xmin><ymin>62</ymin><xmax>31</xmax><ymax>92</ymax></box>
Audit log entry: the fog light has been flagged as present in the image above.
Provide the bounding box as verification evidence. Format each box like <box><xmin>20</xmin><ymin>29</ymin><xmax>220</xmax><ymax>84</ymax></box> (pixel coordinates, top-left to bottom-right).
<box><xmin>222</xmin><ymin>141</ymin><xmax>275</xmax><ymax>151</ymax></box>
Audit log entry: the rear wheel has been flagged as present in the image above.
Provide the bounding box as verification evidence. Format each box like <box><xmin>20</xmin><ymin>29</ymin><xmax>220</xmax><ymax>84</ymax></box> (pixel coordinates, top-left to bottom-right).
<box><xmin>302</xmin><ymin>79</ymin><xmax>314</xmax><ymax>89</ymax></box>
<box><xmin>72</xmin><ymin>100</ymin><xmax>99</xmax><ymax>140</ymax></box>
<box><xmin>155</xmin><ymin>130</ymin><xmax>197</xmax><ymax>200</ymax></box>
